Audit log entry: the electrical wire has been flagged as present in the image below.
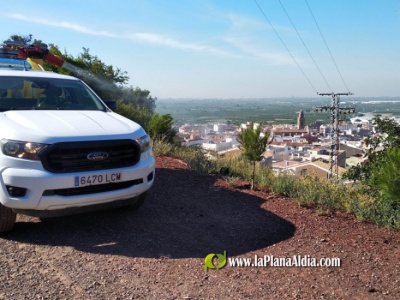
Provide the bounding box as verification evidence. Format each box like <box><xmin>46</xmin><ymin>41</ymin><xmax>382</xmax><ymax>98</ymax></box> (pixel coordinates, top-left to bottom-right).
<box><xmin>253</xmin><ymin>0</ymin><xmax>319</xmax><ymax>94</ymax></box>
<box><xmin>304</xmin><ymin>0</ymin><xmax>351</xmax><ymax>93</ymax></box>
<box><xmin>278</xmin><ymin>0</ymin><xmax>333</xmax><ymax>92</ymax></box>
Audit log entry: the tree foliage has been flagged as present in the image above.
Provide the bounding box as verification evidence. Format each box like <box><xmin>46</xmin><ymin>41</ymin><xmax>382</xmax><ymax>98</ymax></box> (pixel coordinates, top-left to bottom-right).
<box><xmin>50</xmin><ymin>46</ymin><xmax>157</xmax><ymax>113</ymax></box>
<box><xmin>115</xmin><ymin>101</ymin><xmax>153</xmax><ymax>131</ymax></box>
<box><xmin>120</xmin><ymin>86</ymin><xmax>156</xmax><ymax>113</ymax></box>
<box><xmin>237</xmin><ymin>123</ymin><xmax>270</xmax><ymax>190</ymax></box>
<box><xmin>6</xmin><ymin>34</ymin><xmax>32</xmax><ymax>44</ymax></box>
<box><xmin>345</xmin><ymin>116</ymin><xmax>400</xmax><ymax>183</ymax></box>
<box><xmin>47</xmin><ymin>46</ymin><xmax>129</xmax><ymax>101</ymax></box>
<box><xmin>344</xmin><ymin>116</ymin><xmax>400</xmax><ymax>227</ymax></box>
<box><xmin>367</xmin><ymin>148</ymin><xmax>400</xmax><ymax>201</ymax></box>
<box><xmin>147</xmin><ymin>113</ymin><xmax>177</xmax><ymax>144</ymax></box>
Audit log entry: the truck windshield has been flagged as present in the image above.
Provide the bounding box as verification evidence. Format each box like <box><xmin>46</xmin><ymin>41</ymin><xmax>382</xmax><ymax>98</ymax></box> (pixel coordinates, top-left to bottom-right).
<box><xmin>0</xmin><ymin>76</ymin><xmax>107</xmax><ymax>112</ymax></box>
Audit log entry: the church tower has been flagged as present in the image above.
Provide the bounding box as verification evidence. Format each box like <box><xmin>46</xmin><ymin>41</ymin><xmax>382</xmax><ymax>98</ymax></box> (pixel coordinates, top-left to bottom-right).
<box><xmin>297</xmin><ymin>110</ymin><xmax>305</xmax><ymax>129</ymax></box>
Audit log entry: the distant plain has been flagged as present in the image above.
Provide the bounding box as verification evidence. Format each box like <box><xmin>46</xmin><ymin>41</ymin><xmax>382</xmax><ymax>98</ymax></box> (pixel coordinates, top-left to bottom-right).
<box><xmin>156</xmin><ymin>97</ymin><xmax>400</xmax><ymax>126</ymax></box>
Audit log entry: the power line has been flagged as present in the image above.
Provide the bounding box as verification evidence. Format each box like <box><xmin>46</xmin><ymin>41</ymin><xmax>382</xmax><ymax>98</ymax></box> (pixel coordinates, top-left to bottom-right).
<box><xmin>278</xmin><ymin>0</ymin><xmax>333</xmax><ymax>92</ymax></box>
<box><xmin>315</xmin><ymin>92</ymin><xmax>354</xmax><ymax>181</ymax></box>
<box><xmin>254</xmin><ymin>0</ymin><xmax>355</xmax><ymax>182</ymax></box>
<box><xmin>304</xmin><ymin>0</ymin><xmax>351</xmax><ymax>93</ymax></box>
<box><xmin>253</xmin><ymin>0</ymin><xmax>319</xmax><ymax>94</ymax></box>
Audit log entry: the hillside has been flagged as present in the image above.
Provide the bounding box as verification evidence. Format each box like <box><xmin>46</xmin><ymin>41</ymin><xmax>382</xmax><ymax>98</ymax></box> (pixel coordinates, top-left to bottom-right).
<box><xmin>0</xmin><ymin>156</ymin><xmax>399</xmax><ymax>299</ymax></box>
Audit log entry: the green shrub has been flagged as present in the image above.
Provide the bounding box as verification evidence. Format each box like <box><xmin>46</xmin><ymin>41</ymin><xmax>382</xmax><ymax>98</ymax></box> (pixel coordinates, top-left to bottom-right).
<box><xmin>216</xmin><ymin>156</ymin><xmax>253</xmax><ymax>180</ymax></box>
<box><xmin>147</xmin><ymin>113</ymin><xmax>177</xmax><ymax>144</ymax></box>
<box><xmin>116</xmin><ymin>100</ymin><xmax>153</xmax><ymax>131</ymax></box>
<box><xmin>166</xmin><ymin>146</ymin><xmax>216</xmax><ymax>174</ymax></box>
<box><xmin>225</xmin><ymin>176</ymin><xmax>241</xmax><ymax>187</ymax></box>
<box><xmin>215</xmin><ymin>156</ymin><xmax>398</xmax><ymax>229</ymax></box>
<box><xmin>343</xmin><ymin>117</ymin><xmax>400</xmax><ymax>229</ymax></box>
<box><xmin>256</xmin><ymin>167</ymin><xmax>274</xmax><ymax>191</ymax></box>
<box><xmin>152</xmin><ymin>136</ymin><xmax>175</xmax><ymax>156</ymax></box>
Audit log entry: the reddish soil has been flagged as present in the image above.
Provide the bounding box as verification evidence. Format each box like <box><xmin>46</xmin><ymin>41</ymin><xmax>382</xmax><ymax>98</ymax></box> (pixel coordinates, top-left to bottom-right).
<box><xmin>0</xmin><ymin>156</ymin><xmax>399</xmax><ymax>299</ymax></box>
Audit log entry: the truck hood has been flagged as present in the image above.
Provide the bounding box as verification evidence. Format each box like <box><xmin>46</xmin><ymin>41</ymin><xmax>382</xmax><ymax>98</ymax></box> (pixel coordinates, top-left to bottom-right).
<box><xmin>1</xmin><ymin>110</ymin><xmax>145</xmax><ymax>143</ymax></box>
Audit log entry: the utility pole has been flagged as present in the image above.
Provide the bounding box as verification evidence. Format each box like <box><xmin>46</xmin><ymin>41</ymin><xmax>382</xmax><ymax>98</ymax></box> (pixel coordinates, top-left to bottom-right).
<box><xmin>314</xmin><ymin>92</ymin><xmax>355</xmax><ymax>181</ymax></box>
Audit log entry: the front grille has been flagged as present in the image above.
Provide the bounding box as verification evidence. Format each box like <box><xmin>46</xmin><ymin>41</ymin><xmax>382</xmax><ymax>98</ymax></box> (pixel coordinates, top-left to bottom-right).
<box><xmin>40</xmin><ymin>140</ymin><xmax>141</xmax><ymax>173</ymax></box>
<box><xmin>43</xmin><ymin>179</ymin><xmax>143</xmax><ymax>196</ymax></box>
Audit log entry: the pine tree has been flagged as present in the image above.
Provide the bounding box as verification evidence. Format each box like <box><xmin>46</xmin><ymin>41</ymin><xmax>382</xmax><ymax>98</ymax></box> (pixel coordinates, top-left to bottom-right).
<box><xmin>237</xmin><ymin>123</ymin><xmax>270</xmax><ymax>190</ymax></box>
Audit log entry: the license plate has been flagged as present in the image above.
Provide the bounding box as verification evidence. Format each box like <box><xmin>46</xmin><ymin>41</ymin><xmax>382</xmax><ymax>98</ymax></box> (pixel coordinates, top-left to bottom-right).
<box><xmin>74</xmin><ymin>172</ymin><xmax>122</xmax><ymax>187</ymax></box>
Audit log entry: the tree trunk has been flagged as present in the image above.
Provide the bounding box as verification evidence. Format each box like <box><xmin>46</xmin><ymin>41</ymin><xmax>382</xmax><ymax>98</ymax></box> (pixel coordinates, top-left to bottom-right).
<box><xmin>251</xmin><ymin>160</ymin><xmax>256</xmax><ymax>191</ymax></box>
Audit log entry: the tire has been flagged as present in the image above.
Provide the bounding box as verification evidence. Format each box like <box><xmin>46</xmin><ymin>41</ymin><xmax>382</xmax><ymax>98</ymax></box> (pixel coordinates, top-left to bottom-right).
<box><xmin>122</xmin><ymin>192</ymin><xmax>147</xmax><ymax>211</ymax></box>
<box><xmin>0</xmin><ymin>203</ymin><xmax>16</xmax><ymax>233</ymax></box>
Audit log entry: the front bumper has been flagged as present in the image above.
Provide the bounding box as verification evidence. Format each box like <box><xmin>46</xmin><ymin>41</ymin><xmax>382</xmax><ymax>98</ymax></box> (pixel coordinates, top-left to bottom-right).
<box><xmin>0</xmin><ymin>156</ymin><xmax>155</xmax><ymax>211</ymax></box>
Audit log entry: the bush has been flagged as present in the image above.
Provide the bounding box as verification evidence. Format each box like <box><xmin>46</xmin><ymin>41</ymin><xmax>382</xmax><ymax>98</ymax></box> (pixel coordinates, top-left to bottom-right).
<box><xmin>173</xmin><ymin>146</ymin><xmax>216</xmax><ymax>174</ymax></box>
<box><xmin>225</xmin><ymin>176</ymin><xmax>242</xmax><ymax>187</ymax></box>
<box><xmin>152</xmin><ymin>139</ymin><xmax>216</xmax><ymax>175</ymax></box>
<box><xmin>216</xmin><ymin>156</ymin><xmax>399</xmax><ymax>229</ymax></box>
<box><xmin>152</xmin><ymin>136</ymin><xmax>175</xmax><ymax>156</ymax></box>
<box><xmin>216</xmin><ymin>156</ymin><xmax>253</xmax><ymax>181</ymax></box>
<box><xmin>116</xmin><ymin>100</ymin><xmax>153</xmax><ymax>131</ymax></box>
<box><xmin>147</xmin><ymin>113</ymin><xmax>177</xmax><ymax>144</ymax></box>
<box><xmin>343</xmin><ymin>117</ymin><xmax>400</xmax><ymax>228</ymax></box>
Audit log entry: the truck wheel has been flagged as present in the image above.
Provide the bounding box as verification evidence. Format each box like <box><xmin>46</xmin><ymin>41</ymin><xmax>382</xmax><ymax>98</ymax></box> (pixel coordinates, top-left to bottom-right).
<box><xmin>123</xmin><ymin>192</ymin><xmax>147</xmax><ymax>211</ymax></box>
<box><xmin>0</xmin><ymin>203</ymin><xmax>16</xmax><ymax>233</ymax></box>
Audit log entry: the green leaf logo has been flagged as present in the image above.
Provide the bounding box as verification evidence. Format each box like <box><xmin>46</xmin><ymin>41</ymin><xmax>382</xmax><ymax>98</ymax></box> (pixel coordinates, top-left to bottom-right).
<box><xmin>204</xmin><ymin>251</ymin><xmax>227</xmax><ymax>272</ymax></box>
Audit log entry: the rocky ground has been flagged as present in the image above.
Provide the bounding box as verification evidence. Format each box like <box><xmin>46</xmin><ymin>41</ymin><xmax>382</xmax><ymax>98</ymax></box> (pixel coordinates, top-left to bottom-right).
<box><xmin>0</xmin><ymin>156</ymin><xmax>399</xmax><ymax>299</ymax></box>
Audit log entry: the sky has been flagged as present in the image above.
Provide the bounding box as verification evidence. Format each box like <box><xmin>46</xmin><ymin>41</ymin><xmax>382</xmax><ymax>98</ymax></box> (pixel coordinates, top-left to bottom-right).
<box><xmin>1</xmin><ymin>0</ymin><xmax>399</xmax><ymax>99</ymax></box>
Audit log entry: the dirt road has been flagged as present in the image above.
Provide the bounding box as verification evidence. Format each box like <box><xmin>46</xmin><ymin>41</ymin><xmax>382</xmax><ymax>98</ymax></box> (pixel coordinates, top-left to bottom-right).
<box><xmin>0</xmin><ymin>157</ymin><xmax>399</xmax><ymax>299</ymax></box>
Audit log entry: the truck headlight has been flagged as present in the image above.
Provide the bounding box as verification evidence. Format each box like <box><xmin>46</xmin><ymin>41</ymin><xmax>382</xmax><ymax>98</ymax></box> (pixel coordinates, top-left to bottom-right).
<box><xmin>1</xmin><ymin>139</ymin><xmax>48</xmax><ymax>160</ymax></box>
<box><xmin>135</xmin><ymin>135</ymin><xmax>151</xmax><ymax>153</ymax></box>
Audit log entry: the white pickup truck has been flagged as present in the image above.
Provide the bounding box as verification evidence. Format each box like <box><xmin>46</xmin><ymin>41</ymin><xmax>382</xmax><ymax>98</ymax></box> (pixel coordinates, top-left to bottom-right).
<box><xmin>0</xmin><ymin>67</ymin><xmax>155</xmax><ymax>232</ymax></box>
